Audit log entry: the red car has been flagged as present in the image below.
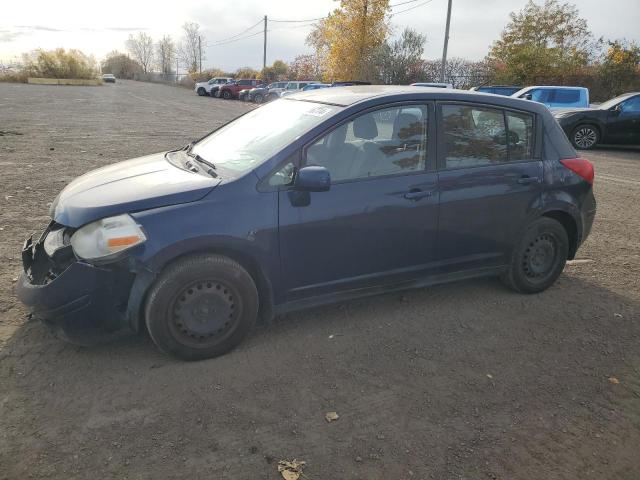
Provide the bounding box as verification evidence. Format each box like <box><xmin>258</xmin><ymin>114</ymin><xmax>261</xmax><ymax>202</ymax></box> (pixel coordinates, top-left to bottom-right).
<box><xmin>219</xmin><ymin>79</ymin><xmax>262</xmax><ymax>99</ymax></box>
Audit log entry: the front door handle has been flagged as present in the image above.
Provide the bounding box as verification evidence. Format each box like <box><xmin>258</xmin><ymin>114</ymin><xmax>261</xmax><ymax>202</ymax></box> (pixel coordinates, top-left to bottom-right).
<box><xmin>516</xmin><ymin>176</ymin><xmax>540</xmax><ymax>185</ymax></box>
<box><xmin>403</xmin><ymin>189</ymin><xmax>432</xmax><ymax>201</ymax></box>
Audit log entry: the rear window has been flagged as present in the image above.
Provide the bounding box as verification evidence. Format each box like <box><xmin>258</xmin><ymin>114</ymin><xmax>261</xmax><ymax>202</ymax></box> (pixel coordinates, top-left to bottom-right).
<box><xmin>553</xmin><ymin>89</ymin><xmax>580</xmax><ymax>104</ymax></box>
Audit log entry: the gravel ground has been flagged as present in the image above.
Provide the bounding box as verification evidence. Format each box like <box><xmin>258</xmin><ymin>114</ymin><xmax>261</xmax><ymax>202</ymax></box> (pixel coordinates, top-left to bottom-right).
<box><xmin>0</xmin><ymin>80</ymin><xmax>639</xmax><ymax>480</ymax></box>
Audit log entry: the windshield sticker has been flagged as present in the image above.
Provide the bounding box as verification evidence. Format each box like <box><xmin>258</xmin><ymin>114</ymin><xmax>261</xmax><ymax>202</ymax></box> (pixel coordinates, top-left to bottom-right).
<box><xmin>304</xmin><ymin>106</ymin><xmax>333</xmax><ymax>117</ymax></box>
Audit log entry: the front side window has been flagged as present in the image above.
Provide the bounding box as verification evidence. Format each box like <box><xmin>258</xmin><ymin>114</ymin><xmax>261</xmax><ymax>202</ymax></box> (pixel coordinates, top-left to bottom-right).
<box><xmin>306</xmin><ymin>105</ymin><xmax>428</xmax><ymax>182</ymax></box>
<box><xmin>620</xmin><ymin>96</ymin><xmax>640</xmax><ymax>113</ymax></box>
<box><xmin>442</xmin><ymin>104</ymin><xmax>507</xmax><ymax>168</ymax></box>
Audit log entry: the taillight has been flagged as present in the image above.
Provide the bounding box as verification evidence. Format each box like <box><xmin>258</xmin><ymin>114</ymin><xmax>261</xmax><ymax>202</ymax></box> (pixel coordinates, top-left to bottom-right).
<box><xmin>560</xmin><ymin>158</ymin><xmax>594</xmax><ymax>185</ymax></box>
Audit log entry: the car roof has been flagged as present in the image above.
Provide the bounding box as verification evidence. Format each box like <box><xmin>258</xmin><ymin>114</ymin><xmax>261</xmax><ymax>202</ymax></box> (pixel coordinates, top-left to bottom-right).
<box><xmin>289</xmin><ymin>84</ymin><xmax>549</xmax><ymax>112</ymax></box>
<box><xmin>518</xmin><ymin>85</ymin><xmax>587</xmax><ymax>91</ymax></box>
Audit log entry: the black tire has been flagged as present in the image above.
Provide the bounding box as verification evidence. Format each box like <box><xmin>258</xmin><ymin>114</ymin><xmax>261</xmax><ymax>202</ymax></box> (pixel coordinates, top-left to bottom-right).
<box><xmin>254</xmin><ymin>93</ymin><xmax>264</xmax><ymax>104</ymax></box>
<box><xmin>145</xmin><ymin>254</ymin><xmax>259</xmax><ymax>361</ymax></box>
<box><xmin>501</xmin><ymin>217</ymin><xmax>569</xmax><ymax>294</ymax></box>
<box><xmin>267</xmin><ymin>93</ymin><xmax>278</xmax><ymax>102</ymax></box>
<box><xmin>197</xmin><ymin>87</ymin><xmax>206</xmax><ymax>96</ymax></box>
<box><xmin>571</xmin><ymin>124</ymin><xmax>599</xmax><ymax>150</ymax></box>
<box><xmin>222</xmin><ymin>90</ymin><xmax>232</xmax><ymax>100</ymax></box>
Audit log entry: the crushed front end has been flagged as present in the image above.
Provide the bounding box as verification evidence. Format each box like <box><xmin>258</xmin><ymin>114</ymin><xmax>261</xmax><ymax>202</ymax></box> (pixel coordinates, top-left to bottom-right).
<box><xmin>16</xmin><ymin>222</ymin><xmax>137</xmax><ymax>345</ymax></box>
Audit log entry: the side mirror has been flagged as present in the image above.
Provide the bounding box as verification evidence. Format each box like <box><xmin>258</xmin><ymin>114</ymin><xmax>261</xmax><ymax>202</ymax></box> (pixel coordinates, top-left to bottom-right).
<box><xmin>524</xmin><ymin>93</ymin><xmax>533</xmax><ymax>101</ymax></box>
<box><xmin>294</xmin><ymin>166</ymin><xmax>330</xmax><ymax>192</ymax></box>
<box><xmin>611</xmin><ymin>104</ymin><xmax>622</xmax><ymax>115</ymax></box>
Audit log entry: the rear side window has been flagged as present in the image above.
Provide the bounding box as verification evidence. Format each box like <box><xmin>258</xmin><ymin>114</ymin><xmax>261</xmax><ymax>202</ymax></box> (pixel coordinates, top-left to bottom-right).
<box><xmin>506</xmin><ymin>111</ymin><xmax>534</xmax><ymax>160</ymax></box>
<box><xmin>441</xmin><ymin>105</ymin><xmax>507</xmax><ymax>168</ymax></box>
<box><xmin>553</xmin><ymin>89</ymin><xmax>580</xmax><ymax>104</ymax></box>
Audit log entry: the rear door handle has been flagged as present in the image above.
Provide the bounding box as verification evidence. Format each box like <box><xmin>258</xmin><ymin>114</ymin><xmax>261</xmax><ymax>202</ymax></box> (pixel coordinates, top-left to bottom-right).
<box><xmin>516</xmin><ymin>176</ymin><xmax>540</xmax><ymax>185</ymax></box>
<box><xmin>403</xmin><ymin>189</ymin><xmax>432</xmax><ymax>201</ymax></box>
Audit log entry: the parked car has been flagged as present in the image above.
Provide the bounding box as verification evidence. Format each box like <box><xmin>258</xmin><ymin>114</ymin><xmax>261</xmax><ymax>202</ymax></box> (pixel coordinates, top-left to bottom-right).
<box><xmin>512</xmin><ymin>86</ymin><xmax>589</xmax><ymax>109</ymax></box>
<box><xmin>101</xmin><ymin>74</ymin><xmax>116</xmax><ymax>83</ymax></box>
<box><xmin>219</xmin><ymin>79</ymin><xmax>262</xmax><ymax>99</ymax></box>
<box><xmin>470</xmin><ymin>85</ymin><xmax>521</xmax><ymax>96</ymax></box>
<box><xmin>553</xmin><ymin>92</ymin><xmax>640</xmax><ymax>149</ymax></box>
<box><xmin>247</xmin><ymin>82</ymin><xmax>288</xmax><ymax>103</ymax></box>
<box><xmin>302</xmin><ymin>83</ymin><xmax>331</xmax><ymax>91</ymax></box>
<box><xmin>16</xmin><ymin>86</ymin><xmax>596</xmax><ymax>360</ymax></box>
<box><xmin>267</xmin><ymin>81</ymin><xmax>314</xmax><ymax>101</ymax></box>
<box><xmin>411</xmin><ymin>82</ymin><xmax>453</xmax><ymax>88</ymax></box>
<box><xmin>194</xmin><ymin>77</ymin><xmax>233</xmax><ymax>96</ymax></box>
<box><xmin>210</xmin><ymin>78</ymin><xmax>234</xmax><ymax>98</ymax></box>
<box><xmin>331</xmin><ymin>81</ymin><xmax>371</xmax><ymax>86</ymax></box>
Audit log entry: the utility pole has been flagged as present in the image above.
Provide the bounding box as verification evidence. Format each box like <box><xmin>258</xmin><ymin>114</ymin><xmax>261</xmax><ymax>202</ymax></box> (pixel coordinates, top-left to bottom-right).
<box><xmin>198</xmin><ymin>35</ymin><xmax>202</xmax><ymax>73</ymax></box>
<box><xmin>263</xmin><ymin>15</ymin><xmax>267</xmax><ymax>70</ymax></box>
<box><xmin>440</xmin><ymin>0</ymin><xmax>452</xmax><ymax>83</ymax></box>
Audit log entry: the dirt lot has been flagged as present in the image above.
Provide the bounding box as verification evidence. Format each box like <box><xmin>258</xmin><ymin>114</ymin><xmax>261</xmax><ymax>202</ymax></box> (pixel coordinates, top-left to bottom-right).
<box><xmin>1</xmin><ymin>80</ymin><xmax>639</xmax><ymax>480</ymax></box>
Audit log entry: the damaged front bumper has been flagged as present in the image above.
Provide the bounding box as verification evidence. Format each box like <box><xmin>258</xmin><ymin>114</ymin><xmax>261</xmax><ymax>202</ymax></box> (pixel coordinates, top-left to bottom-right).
<box><xmin>16</xmin><ymin>230</ymin><xmax>136</xmax><ymax>345</ymax></box>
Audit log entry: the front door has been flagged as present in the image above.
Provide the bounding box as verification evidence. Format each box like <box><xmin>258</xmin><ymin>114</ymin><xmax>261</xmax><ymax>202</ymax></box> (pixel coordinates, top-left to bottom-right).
<box><xmin>606</xmin><ymin>95</ymin><xmax>640</xmax><ymax>144</ymax></box>
<box><xmin>277</xmin><ymin>103</ymin><xmax>439</xmax><ymax>301</ymax></box>
<box><xmin>436</xmin><ymin>103</ymin><xmax>543</xmax><ymax>272</ymax></box>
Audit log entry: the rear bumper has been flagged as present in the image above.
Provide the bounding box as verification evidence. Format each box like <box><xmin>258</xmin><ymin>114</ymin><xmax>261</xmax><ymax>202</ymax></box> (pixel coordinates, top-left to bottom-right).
<box><xmin>581</xmin><ymin>189</ymin><xmax>596</xmax><ymax>244</ymax></box>
<box><xmin>16</xmin><ymin>235</ymin><xmax>135</xmax><ymax>345</ymax></box>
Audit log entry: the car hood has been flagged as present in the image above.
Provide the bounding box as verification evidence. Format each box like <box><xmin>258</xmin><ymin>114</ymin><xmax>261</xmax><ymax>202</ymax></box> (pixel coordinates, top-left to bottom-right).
<box><xmin>51</xmin><ymin>152</ymin><xmax>221</xmax><ymax>227</ymax></box>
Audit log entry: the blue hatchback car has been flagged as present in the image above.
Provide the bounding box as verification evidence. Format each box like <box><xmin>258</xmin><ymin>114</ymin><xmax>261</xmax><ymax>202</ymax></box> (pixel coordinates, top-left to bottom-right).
<box><xmin>17</xmin><ymin>86</ymin><xmax>596</xmax><ymax>360</ymax></box>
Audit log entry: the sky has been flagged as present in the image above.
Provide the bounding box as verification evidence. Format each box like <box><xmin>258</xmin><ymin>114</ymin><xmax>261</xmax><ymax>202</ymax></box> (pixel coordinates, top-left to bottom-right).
<box><xmin>1</xmin><ymin>0</ymin><xmax>639</xmax><ymax>70</ymax></box>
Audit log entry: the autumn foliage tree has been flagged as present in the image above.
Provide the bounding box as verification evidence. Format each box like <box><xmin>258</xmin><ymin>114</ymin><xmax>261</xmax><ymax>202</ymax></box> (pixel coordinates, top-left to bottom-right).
<box><xmin>308</xmin><ymin>0</ymin><xmax>390</xmax><ymax>82</ymax></box>
<box><xmin>260</xmin><ymin>60</ymin><xmax>289</xmax><ymax>83</ymax></box>
<box><xmin>289</xmin><ymin>54</ymin><xmax>323</xmax><ymax>81</ymax></box>
<box><xmin>22</xmin><ymin>48</ymin><xmax>98</xmax><ymax>79</ymax></box>
<box><xmin>488</xmin><ymin>0</ymin><xmax>598</xmax><ymax>84</ymax></box>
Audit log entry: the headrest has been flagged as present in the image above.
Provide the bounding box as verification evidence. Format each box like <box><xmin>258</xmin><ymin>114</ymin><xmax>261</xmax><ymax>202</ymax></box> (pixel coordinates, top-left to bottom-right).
<box><xmin>353</xmin><ymin>114</ymin><xmax>378</xmax><ymax>140</ymax></box>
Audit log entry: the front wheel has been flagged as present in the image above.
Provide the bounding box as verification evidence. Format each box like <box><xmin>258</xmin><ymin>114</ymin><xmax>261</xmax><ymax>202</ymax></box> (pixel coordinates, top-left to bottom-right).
<box><xmin>197</xmin><ymin>87</ymin><xmax>206</xmax><ymax>96</ymax></box>
<box><xmin>501</xmin><ymin>218</ymin><xmax>569</xmax><ymax>294</ymax></box>
<box><xmin>571</xmin><ymin>124</ymin><xmax>599</xmax><ymax>150</ymax></box>
<box><xmin>145</xmin><ymin>254</ymin><xmax>259</xmax><ymax>361</ymax></box>
<box><xmin>254</xmin><ymin>93</ymin><xmax>264</xmax><ymax>103</ymax></box>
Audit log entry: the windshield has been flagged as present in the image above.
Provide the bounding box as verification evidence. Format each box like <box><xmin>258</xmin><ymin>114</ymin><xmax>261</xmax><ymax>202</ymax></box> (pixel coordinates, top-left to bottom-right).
<box><xmin>598</xmin><ymin>94</ymin><xmax>631</xmax><ymax>110</ymax></box>
<box><xmin>192</xmin><ymin>99</ymin><xmax>340</xmax><ymax>174</ymax></box>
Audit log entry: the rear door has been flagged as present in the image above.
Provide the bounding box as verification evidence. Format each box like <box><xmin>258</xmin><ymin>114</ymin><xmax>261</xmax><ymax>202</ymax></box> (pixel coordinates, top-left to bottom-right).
<box><xmin>436</xmin><ymin>102</ymin><xmax>542</xmax><ymax>272</ymax></box>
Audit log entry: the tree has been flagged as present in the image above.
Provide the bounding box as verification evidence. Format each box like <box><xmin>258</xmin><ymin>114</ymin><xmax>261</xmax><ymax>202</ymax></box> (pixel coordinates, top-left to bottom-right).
<box><xmin>308</xmin><ymin>0</ymin><xmax>390</xmax><ymax>82</ymax></box>
<box><xmin>260</xmin><ymin>59</ymin><xmax>289</xmax><ymax>83</ymax></box>
<box><xmin>179</xmin><ymin>22</ymin><xmax>204</xmax><ymax>73</ymax></box>
<box><xmin>289</xmin><ymin>54</ymin><xmax>323</xmax><ymax>80</ymax></box>
<box><xmin>156</xmin><ymin>35</ymin><xmax>176</xmax><ymax>77</ymax></box>
<box><xmin>23</xmin><ymin>48</ymin><xmax>98</xmax><ymax>79</ymax></box>
<box><xmin>126</xmin><ymin>32</ymin><xmax>154</xmax><ymax>74</ymax></box>
<box><xmin>599</xmin><ymin>39</ymin><xmax>640</xmax><ymax>96</ymax></box>
<box><xmin>373</xmin><ymin>28</ymin><xmax>426</xmax><ymax>84</ymax></box>
<box><xmin>101</xmin><ymin>51</ymin><xmax>143</xmax><ymax>79</ymax></box>
<box><xmin>235</xmin><ymin>66</ymin><xmax>259</xmax><ymax>79</ymax></box>
<box><xmin>488</xmin><ymin>0</ymin><xmax>598</xmax><ymax>84</ymax></box>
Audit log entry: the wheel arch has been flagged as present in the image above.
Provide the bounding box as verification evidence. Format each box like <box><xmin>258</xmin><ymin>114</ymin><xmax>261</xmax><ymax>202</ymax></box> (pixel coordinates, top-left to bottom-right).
<box><xmin>541</xmin><ymin>209</ymin><xmax>578</xmax><ymax>259</ymax></box>
<box><xmin>127</xmin><ymin>243</ymin><xmax>275</xmax><ymax>333</ymax></box>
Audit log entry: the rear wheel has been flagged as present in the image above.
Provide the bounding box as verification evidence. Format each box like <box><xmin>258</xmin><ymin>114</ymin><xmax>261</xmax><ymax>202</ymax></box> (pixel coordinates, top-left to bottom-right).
<box><xmin>501</xmin><ymin>218</ymin><xmax>569</xmax><ymax>294</ymax></box>
<box><xmin>254</xmin><ymin>93</ymin><xmax>264</xmax><ymax>103</ymax></box>
<box><xmin>197</xmin><ymin>87</ymin><xmax>206</xmax><ymax>96</ymax></box>
<box><xmin>571</xmin><ymin>124</ymin><xmax>599</xmax><ymax>150</ymax></box>
<box><xmin>145</xmin><ymin>254</ymin><xmax>259</xmax><ymax>361</ymax></box>
<box><xmin>222</xmin><ymin>90</ymin><xmax>232</xmax><ymax>100</ymax></box>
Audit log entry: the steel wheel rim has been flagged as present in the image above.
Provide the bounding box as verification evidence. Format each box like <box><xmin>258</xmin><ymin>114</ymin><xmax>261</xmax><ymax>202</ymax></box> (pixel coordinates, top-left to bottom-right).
<box><xmin>574</xmin><ymin>127</ymin><xmax>597</xmax><ymax>148</ymax></box>
<box><xmin>522</xmin><ymin>233</ymin><xmax>558</xmax><ymax>282</ymax></box>
<box><xmin>169</xmin><ymin>280</ymin><xmax>239</xmax><ymax>348</ymax></box>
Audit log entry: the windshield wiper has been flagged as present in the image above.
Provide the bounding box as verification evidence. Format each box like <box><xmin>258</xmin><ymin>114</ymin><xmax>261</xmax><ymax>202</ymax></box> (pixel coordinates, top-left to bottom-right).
<box><xmin>184</xmin><ymin>142</ymin><xmax>218</xmax><ymax>177</ymax></box>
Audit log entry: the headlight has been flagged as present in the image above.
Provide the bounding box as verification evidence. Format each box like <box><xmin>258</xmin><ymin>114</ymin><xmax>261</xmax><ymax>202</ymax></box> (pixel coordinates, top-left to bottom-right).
<box><xmin>71</xmin><ymin>214</ymin><xmax>147</xmax><ymax>261</ymax></box>
<box><xmin>43</xmin><ymin>228</ymin><xmax>67</xmax><ymax>257</ymax></box>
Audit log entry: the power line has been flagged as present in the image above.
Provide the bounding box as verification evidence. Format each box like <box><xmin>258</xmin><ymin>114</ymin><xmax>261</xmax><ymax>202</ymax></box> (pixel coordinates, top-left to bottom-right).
<box><xmin>208</xmin><ymin>19</ymin><xmax>263</xmax><ymax>45</ymax></box>
<box><xmin>269</xmin><ymin>16</ymin><xmax>326</xmax><ymax>23</ymax></box>
<box><xmin>208</xmin><ymin>29</ymin><xmax>265</xmax><ymax>47</ymax></box>
<box><xmin>389</xmin><ymin>0</ymin><xmax>422</xmax><ymax>7</ymax></box>
<box><xmin>390</xmin><ymin>0</ymin><xmax>433</xmax><ymax>16</ymax></box>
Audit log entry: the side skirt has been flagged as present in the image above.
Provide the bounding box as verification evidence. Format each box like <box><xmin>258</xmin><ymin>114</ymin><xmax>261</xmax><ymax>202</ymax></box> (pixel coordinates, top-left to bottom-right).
<box><xmin>272</xmin><ymin>265</ymin><xmax>507</xmax><ymax>316</ymax></box>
